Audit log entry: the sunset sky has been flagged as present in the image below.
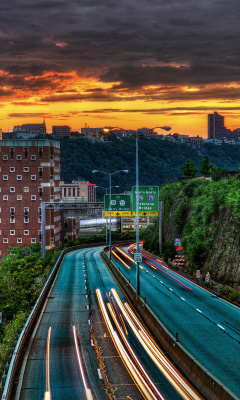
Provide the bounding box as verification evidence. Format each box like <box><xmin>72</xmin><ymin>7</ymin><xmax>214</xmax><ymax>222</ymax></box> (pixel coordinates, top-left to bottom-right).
<box><xmin>1</xmin><ymin>0</ymin><xmax>240</xmax><ymax>137</ymax></box>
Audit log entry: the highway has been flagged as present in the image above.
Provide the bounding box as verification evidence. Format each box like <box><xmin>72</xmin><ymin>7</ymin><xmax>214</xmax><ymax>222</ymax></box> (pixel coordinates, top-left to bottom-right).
<box><xmin>112</xmin><ymin>245</ymin><xmax>240</xmax><ymax>398</ymax></box>
<box><xmin>11</xmin><ymin>247</ymin><xmax>203</xmax><ymax>400</ymax></box>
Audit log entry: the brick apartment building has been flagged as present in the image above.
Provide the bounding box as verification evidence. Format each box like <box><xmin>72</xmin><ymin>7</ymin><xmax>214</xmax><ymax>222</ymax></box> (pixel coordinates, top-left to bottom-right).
<box><xmin>52</xmin><ymin>125</ymin><xmax>71</xmax><ymax>137</ymax></box>
<box><xmin>0</xmin><ymin>139</ymin><xmax>63</xmax><ymax>256</ymax></box>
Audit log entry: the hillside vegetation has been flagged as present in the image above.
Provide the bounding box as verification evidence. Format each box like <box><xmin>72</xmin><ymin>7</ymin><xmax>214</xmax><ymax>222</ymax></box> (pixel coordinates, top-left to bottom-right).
<box><xmin>59</xmin><ymin>138</ymin><xmax>240</xmax><ymax>198</ymax></box>
<box><xmin>145</xmin><ymin>176</ymin><xmax>240</xmax><ymax>289</ymax></box>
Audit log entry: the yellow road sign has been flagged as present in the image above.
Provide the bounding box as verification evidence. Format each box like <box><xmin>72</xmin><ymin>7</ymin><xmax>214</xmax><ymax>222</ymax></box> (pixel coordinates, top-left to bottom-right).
<box><xmin>104</xmin><ymin>211</ymin><xmax>132</xmax><ymax>217</ymax></box>
<box><xmin>132</xmin><ymin>211</ymin><xmax>159</xmax><ymax>216</ymax></box>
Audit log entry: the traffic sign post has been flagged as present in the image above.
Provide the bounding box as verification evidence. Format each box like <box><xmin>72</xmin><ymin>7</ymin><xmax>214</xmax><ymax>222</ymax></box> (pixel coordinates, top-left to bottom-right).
<box><xmin>134</xmin><ymin>252</ymin><xmax>142</xmax><ymax>263</ymax></box>
<box><xmin>132</xmin><ymin>186</ymin><xmax>159</xmax><ymax>216</ymax></box>
<box><xmin>104</xmin><ymin>194</ymin><xmax>131</xmax><ymax>217</ymax></box>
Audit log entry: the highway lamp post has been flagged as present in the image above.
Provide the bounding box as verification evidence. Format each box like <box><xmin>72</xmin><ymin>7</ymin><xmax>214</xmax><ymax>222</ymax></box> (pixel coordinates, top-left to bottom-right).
<box><xmin>92</xmin><ymin>170</ymin><xmax>128</xmax><ymax>259</ymax></box>
<box><xmin>95</xmin><ymin>185</ymin><xmax>119</xmax><ymax>247</ymax></box>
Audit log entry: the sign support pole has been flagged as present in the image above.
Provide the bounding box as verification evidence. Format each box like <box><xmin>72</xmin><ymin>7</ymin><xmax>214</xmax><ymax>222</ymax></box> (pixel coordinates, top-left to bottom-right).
<box><xmin>41</xmin><ymin>201</ymin><xmax>46</xmax><ymax>259</ymax></box>
<box><xmin>159</xmin><ymin>201</ymin><xmax>164</xmax><ymax>257</ymax></box>
<box><xmin>136</xmin><ymin>132</ymin><xmax>140</xmax><ymax>296</ymax></box>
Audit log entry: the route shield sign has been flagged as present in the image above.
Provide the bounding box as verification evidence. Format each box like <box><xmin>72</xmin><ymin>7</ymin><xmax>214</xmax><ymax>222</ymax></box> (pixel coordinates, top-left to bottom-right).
<box><xmin>104</xmin><ymin>194</ymin><xmax>131</xmax><ymax>217</ymax></box>
<box><xmin>132</xmin><ymin>186</ymin><xmax>159</xmax><ymax>216</ymax></box>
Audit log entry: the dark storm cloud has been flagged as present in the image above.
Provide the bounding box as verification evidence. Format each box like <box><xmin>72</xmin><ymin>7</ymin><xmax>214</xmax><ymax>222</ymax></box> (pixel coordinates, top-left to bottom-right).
<box><xmin>1</xmin><ymin>0</ymin><xmax>240</xmax><ymax>97</ymax></box>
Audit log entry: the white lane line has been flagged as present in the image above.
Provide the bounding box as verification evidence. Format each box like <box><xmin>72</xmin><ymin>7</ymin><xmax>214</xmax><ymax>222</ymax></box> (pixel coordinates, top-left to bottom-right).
<box><xmin>169</xmin><ymin>288</ymin><xmax>173</xmax><ymax>292</ymax></box>
<box><xmin>196</xmin><ymin>309</ymin><xmax>202</xmax><ymax>313</ymax></box>
<box><xmin>160</xmin><ymin>281</ymin><xmax>163</xmax><ymax>284</ymax></box>
<box><xmin>180</xmin><ymin>297</ymin><xmax>185</xmax><ymax>301</ymax></box>
<box><xmin>217</xmin><ymin>324</ymin><xmax>225</xmax><ymax>330</ymax></box>
<box><xmin>97</xmin><ymin>369</ymin><xmax>102</xmax><ymax>379</ymax></box>
<box><xmin>152</xmin><ymin>275</ymin><xmax>155</xmax><ymax>278</ymax></box>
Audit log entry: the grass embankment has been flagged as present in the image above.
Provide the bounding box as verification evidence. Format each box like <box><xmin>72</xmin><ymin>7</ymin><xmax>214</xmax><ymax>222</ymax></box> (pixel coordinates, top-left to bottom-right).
<box><xmin>0</xmin><ymin>243</ymin><xmax>60</xmax><ymax>376</ymax></box>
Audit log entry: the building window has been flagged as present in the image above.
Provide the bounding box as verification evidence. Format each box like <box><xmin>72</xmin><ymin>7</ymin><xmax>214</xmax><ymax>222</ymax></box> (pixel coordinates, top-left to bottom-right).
<box><xmin>3</xmin><ymin>175</ymin><xmax>8</xmax><ymax>180</ymax></box>
<box><xmin>24</xmin><ymin>148</ymin><xmax>28</xmax><ymax>160</ymax></box>
<box><xmin>68</xmin><ymin>188</ymin><xmax>71</xmax><ymax>196</ymax></box>
<box><xmin>10</xmin><ymin>167</ymin><xmax>15</xmax><ymax>172</ymax></box>
<box><xmin>50</xmin><ymin>175</ymin><xmax>53</xmax><ymax>180</ymax></box>
<box><xmin>16</xmin><ymin>155</ymin><xmax>22</xmax><ymax>160</ymax></box>
<box><xmin>31</xmin><ymin>175</ymin><xmax>36</xmax><ymax>180</ymax></box>
<box><xmin>39</xmin><ymin>187</ymin><xmax>43</xmax><ymax>199</ymax></box>
<box><xmin>73</xmin><ymin>188</ymin><xmax>75</xmax><ymax>196</ymax></box>
<box><xmin>10</xmin><ymin>230</ymin><xmax>15</xmax><ymax>235</ymax></box>
<box><xmin>77</xmin><ymin>188</ymin><xmax>80</xmax><ymax>196</ymax></box>
<box><xmin>31</xmin><ymin>155</ymin><xmax>36</xmax><ymax>161</ymax></box>
<box><xmin>24</xmin><ymin>207</ymin><xmax>29</xmax><ymax>223</ymax></box>
<box><xmin>3</xmin><ymin>238</ymin><xmax>8</xmax><ymax>244</ymax></box>
<box><xmin>17</xmin><ymin>175</ymin><xmax>22</xmax><ymax>180</ymax></box>
<box><xmin>24</xmin><ymin>187</ymin><xmax>29</xmax><ymax>193</ymax></box>
<box><xmin>24</xmin><ymin>230</ymin><xmax>29</xmax><ymax>235</ymax></box>
<box><xmin>31</xmin><ymin>238</ymin><xmax>36</xmax><ymax>244</ymax></box>
<box><xmin>38</xmin><ymin>147</ymin><xmax>43</xmax><ymax>159</ymax></box>
<box><xmin>3</xmin><ymin>195</ymin><xmax>8</xmax><ymax>200</ymax></box>
<box><xmin>50</xmin><ymin>155</ymin><xmax>53</xmax><ymax>160</ymax></box>
<box><xmin>64</xmin><ymin>188</ymin><xmax>66</xmax><ymax>197</ymax></box>
<box><xmin>38</xmin><ymin>207</ymin><xmax>42</xmax><ymax>223</ymax></box>
<box><xmin>31</xmin><ymin>195</ymin><xmax>36</xmax><ymax>200</ymax></box>
<box><xmin>10</xmin><ymin>207</ymin><xmax>15</xmax><ymax>223</ymax></box>
<box><xmin>10</xmin><ymin>148</ymin><xmax>14</xmax><ymax>160</ymax></box>
<box><xmin>17</xmin><ymin>238</ymin><xmax>22</xmax><ymax>244</ymax></box>
<box><xmin>2</xmin><ymin>155</ymin><xmax>8</xmax><ymax>160</ymax></box>
<box><xmin>38</xmin><ymin>230</ymin><xmax>42</xmax><ymax>242</ymax></box>
<box><xmin>50</xmin><ymin>195</ymin><xmax>54</xmax><ymax>201</ymax></box>
<box><xmin>23</xmin><ymin>167</ymin><xmax>29</xmax><ymax>172</ymax></box>
<box><xmin>10</xmin><ymin>187</ymin><xmax>15</xmax><ymax>193</ymax></box>
<box><xmin>17</xmin><ymin>195</ymin><xmax>22</xmax><ymax>200</ymax></box>
<box><xmin>38</xmin><ymin>167</ymin><xmax>43</xmax><ymax>180</ymax></box>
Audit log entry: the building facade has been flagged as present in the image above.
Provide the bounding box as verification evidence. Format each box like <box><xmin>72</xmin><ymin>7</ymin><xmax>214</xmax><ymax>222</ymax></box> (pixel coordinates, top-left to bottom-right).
<box><xmin>52</xmin><ymin>125</ymin><xmax>71</xmax><ymax>137</ymax></box>
<box><xmin>60</xmin><ymin>181</ymin><xmax>96</xmax><ymax>202</ymax></box>
<box><xmin>208</xmin><ymin>112</ymin><xmax>225</xmax><ymax>139</ymax></box>
<box><xmin>13</xmin><ymin>121</ymin><xmax>46</xmax><ymax>135</ymax></box>
<box><xmin>0</xmin><ymin>140</ymin><xmax>63</xmax><ymax>256</ymax></box>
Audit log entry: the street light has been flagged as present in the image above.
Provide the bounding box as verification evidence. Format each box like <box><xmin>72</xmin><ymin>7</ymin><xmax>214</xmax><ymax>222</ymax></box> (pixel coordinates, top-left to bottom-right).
<box><xmin>95</xmin><ymin>185</ymin><xmax>119</xmax><ymax>247</ymax></box>
<box><xmin>92</xmin><ymin>170</ymin><xmax>128</xmax><ymax>259</ymax></box>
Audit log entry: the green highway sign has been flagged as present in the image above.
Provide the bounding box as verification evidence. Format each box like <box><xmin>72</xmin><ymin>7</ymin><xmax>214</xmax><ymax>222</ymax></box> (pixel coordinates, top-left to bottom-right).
<box><xmin>132</xmin><ymin>186</ymin><xmax>159</xmax><ymax>216</ymax></box>
<box><xmin>104</xmin><ymin>194</ymin><xmax>131</xmax><ymax>217</ymax></box>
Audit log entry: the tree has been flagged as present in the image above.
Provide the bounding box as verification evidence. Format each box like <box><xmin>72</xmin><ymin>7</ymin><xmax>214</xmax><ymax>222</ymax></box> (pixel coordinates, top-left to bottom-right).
<box><xmin>200</xmin><ymin>156</ymin><xmax>212</xmax><ymax>176</ymax></box>
<box><xmin>210</xmin><ymin>166</ymin><xmax>226</xmax><ymax>181</ymax></box>
<box><xmin>182</xmin><ymin>160</ymin><xmax>197</xmax><ymax>178</ymax></box>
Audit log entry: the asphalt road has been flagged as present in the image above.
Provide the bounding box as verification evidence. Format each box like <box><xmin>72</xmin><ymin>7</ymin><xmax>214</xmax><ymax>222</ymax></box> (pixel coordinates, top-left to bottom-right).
<box><xmin>112</xmin><ymin>246</ymin><xmax>240</xmax><ymax>398</ymax></box>
<box><xmin>12</xmin><ymin>247</ymin><xmax>187</xmax><ymax>400</ymax></box>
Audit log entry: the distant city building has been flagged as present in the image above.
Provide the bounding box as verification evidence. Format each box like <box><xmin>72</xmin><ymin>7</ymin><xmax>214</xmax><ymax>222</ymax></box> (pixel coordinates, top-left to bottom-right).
<box><xmin>208</xmin><ymin>112</ymin><xmax>225</xmax><ymax>139</ymax></box>
<box><xmin>60</xmin><ymin>181</ymin><xmax>96</xmax><ymax>202</ymax></box>
<box><xmin>13</xmin><ymin>120</ymin><xmax>46</xmax><ymax>135</ymax></box>
<box><xmin>81</xmin><ymin>127</ymin><xmax>103</xmax><ymax>141</ymax></box>
<box><xmin>0</xmin><ymin>140</ymin><xmax>62</xmax><ymax>256</ymax></box>
<box><xmin>0</xmin><ymin>129</ymin><xmax>2</xmax><ymax>140</ymax></box>
<box><xmin>52</xmin><ymin>125</ymin><xmax>71</xmax><ymax>137</ymax></box>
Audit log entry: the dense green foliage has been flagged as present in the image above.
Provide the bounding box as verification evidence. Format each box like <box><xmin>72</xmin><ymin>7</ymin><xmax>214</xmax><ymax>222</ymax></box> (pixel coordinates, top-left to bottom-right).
<box><xmin>59</xmin><ymin>137</ymin><xmax>204</xmax><ymax>198</ymax></box>
<box><xmin>159</xmin><ymin>177</ymin><xmax>240</xmax><ymax>268</ymax></box>
<box><xmin>59</xmin><ymin>137</ymin><xmax>240</xmax><ymax>199</ymax></box>
<box><xmin>182</xmin><ymin>159</ymin><xmax>198</xmax><ymax>177</ymax></box>
<box><xmin>200</xmin><ymin>156</ymin><xmax>212</xmax><ymax>176</ymax></box>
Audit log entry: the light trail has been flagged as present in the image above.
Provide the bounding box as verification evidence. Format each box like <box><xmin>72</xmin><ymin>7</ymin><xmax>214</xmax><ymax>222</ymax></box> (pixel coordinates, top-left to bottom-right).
<box><xmin>96</xmin><ymin>289</ymin><xmax>161</xmax><ymax>400</ymax></box>
<box><xmin>72</xmin><ymin>325</ymin><xmax>94</xmax><ymax>400</ymax></box>
<box><xmin>107</xmin><ymin>303</ymin><xmax>165</xmax><ymax>400</ymax></box>
<box><xmin>112</xmin><ymin>289</ymin><xmax>204</xmax><ymax>400</ymax></box>
<box><xmin>144</xmin><ymin>260</ymin><xmax>193</xmax><ymax>291</ymax></box>
<box><xmin>115</xmin><ymin>246</ymin><xmax>136</xmax><ymax>263</ymax></box>
<box><xmin>44</xmin><ymin>327</ymin><xmax>52</xmax><ymax>400</ymax></box>
<box><xmin>112</xmin><ymin>250</ymin><xmax>130</xmax><ymax>269</ymax></box>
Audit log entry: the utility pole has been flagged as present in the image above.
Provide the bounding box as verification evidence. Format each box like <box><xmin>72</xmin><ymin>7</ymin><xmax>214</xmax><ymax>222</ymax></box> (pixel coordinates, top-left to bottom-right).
<box><xmin>159</xmin><ymin>201</ymin><xmax>164</xmax><ymax>257</ymax></box>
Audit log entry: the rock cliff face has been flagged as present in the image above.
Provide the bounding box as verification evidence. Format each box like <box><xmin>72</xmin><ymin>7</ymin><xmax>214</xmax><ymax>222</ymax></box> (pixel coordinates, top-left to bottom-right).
<box><xmin>203</xmin><ymin>207</ymin><xmax>240</xmax><ymax>285</ymax></box>
<box><xmin>163</xmin><ymin>204</ymin><xmax>240</xmax><ymax>286</ymax></box>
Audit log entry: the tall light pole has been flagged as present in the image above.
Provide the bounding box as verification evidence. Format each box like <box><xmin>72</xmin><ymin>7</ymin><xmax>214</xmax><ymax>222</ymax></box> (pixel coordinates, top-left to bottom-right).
<box><xmin>95</xmin><ymin>185</ymin><xmax>119</xmax><ymax>247</ymax></box>
<box><xmin>92</xmin><ymin>170</ymin><xmax>128</xmax><ymax>259</ymax></box>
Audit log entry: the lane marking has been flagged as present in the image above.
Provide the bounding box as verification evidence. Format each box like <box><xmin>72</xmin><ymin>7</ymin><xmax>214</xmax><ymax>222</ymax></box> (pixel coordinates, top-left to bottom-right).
<box><xmin>196</xmin><ymin>309</ymin><xmax>202</xmax><ymax>313</ymax></box>
<box><xmin>180</xmin><ymin>297</ymin><xmax>185</xmax><ymax>301</ymax></box>
<box><xmin>217</xmin><ymin>324</ymin><xmax>225</xmax><ymax>330</ymax></box>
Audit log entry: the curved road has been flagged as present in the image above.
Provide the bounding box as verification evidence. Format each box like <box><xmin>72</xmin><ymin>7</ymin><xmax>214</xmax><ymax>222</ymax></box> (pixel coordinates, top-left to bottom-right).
<box><xmin>12</xmin><ymin>247</ymin><xmax>192</xmax><ymax>400</ymax></box>
<box><xmin>112</xmin><ymin>246</ymin><xmax>240</xmax><ymax>398</ymax></box>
